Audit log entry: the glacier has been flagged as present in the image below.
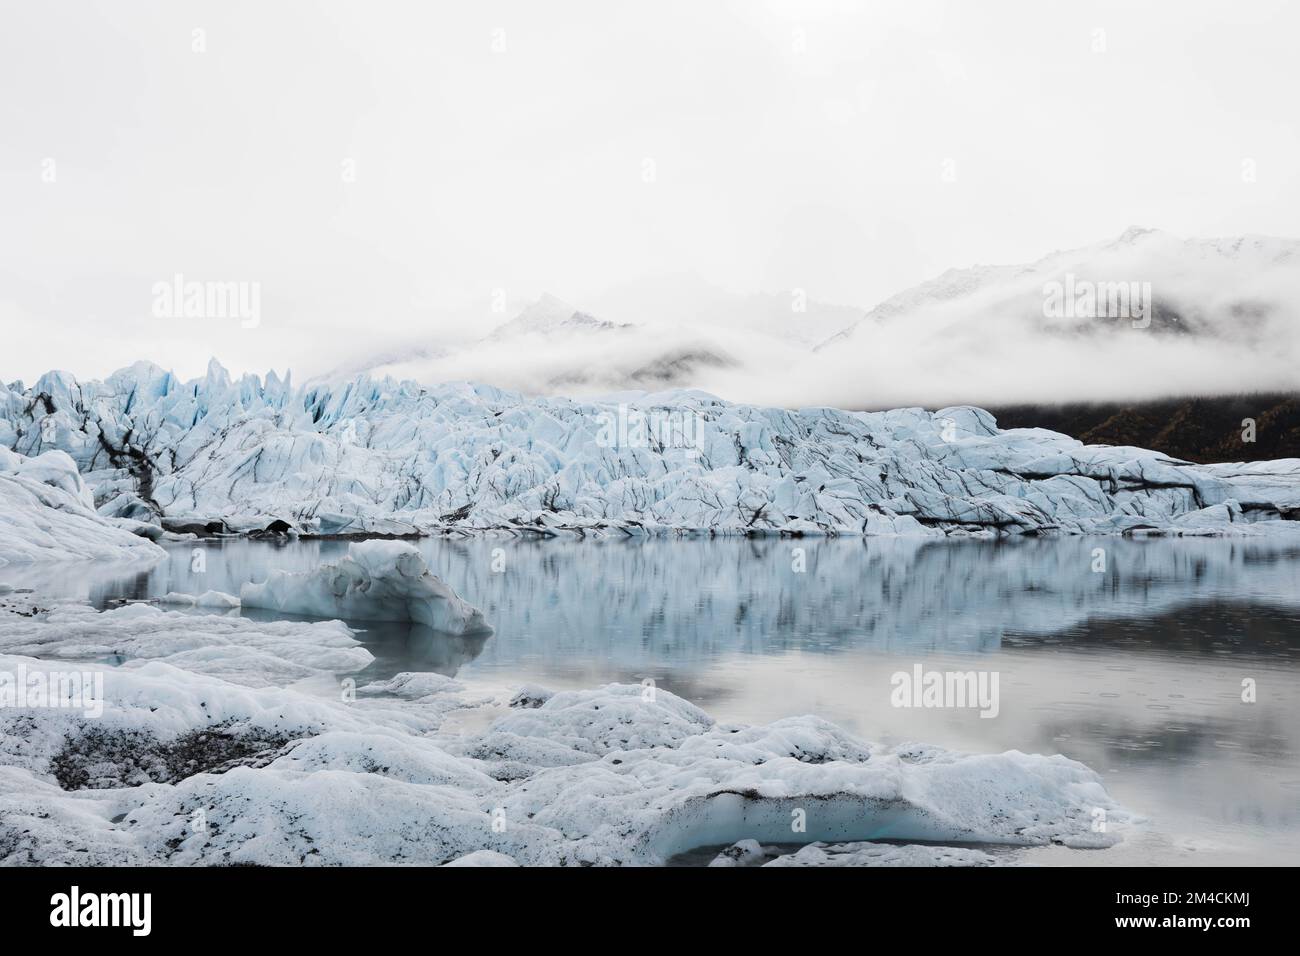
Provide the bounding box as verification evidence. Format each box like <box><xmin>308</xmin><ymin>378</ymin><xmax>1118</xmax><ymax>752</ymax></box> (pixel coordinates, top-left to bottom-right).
<box><xmin>0</xmin><ymin>446</ymin><xmax>166</xmax><ymax>567</ymax></box>
<box><xmin>3</xmin><ymin>359</ymin><xmax>1299</xmax><ymax>543</ymax></box>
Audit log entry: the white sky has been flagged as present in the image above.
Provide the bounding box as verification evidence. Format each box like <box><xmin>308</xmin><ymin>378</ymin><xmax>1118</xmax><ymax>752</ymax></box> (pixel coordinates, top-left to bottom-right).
<box><xmin>2</xmin><ymin>0</ymin><xmax>1297</xmax><ymax>384</ymax></box>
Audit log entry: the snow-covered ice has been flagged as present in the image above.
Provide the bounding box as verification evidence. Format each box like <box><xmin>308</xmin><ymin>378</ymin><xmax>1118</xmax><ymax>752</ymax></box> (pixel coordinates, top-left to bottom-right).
<box><xmin>760</xmin><ymin>841</ymin><xmax>1001</xmax><ymax>867</ymax></box>
<box><xmin>0</xmin><ymin>447</ymin><xmax>166</xmax><ymax>568</ymax></box>
<box><xmin>0</xmin><ymin>598</ymin><xmax>1132</xmax><ymax>866</ymax></box>
<box><xmin>706</xmin><ymin>838</ymin><xmax>1002</xmax><ymax>867</ymax></box>
<box><xmin>441</xmin><ymin>849</ymin><xmax>520</xmax><ymax>867</ymax></box>
<box><xmin>5</xmin><ymin>361</ymin><xmax>1299</xmax><ymax>538</ymax></box>
<box><xmin>0</xmin><ymin>597</ymin><xmax>372</xmax><ymax>688</ymax></box>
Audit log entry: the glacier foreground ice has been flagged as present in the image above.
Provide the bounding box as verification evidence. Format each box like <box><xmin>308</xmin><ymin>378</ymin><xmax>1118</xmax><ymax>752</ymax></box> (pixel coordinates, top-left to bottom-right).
<box><xmin>0</xmin><ymin>447</ymin><xmax>166</xmax><ymax>567</ymax></box>
<box><xmin>238</xmin><ymin>540</ymin><xmax>490</xmax><ymax>633</ymax></box>
<box><xmin>5</xmin><ymin>360</ymin><xmax>1299</xmax><ymax>538</ymax></box>
<box><xmin>760</xmin><ymin>841</ymin><xmax>1001</xmax><ymax>867</ymax></box>
<box><xmin>706</xmin><ymin>839</ymin><xmax>1003</xmax><ymax>867</ymax></box>
<box><xmin>0</xmin><ymin>599</ymin><xmax>1131</xmax><ymax>866</ymax></box>
<box><xmin>0</xmin><ymin>596</ymin><xmax>372</xmax><ymax>688</ymax></box>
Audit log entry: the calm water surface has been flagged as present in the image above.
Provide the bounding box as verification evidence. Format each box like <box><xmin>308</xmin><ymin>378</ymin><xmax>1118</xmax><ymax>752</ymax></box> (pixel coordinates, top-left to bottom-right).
<box><xmin>6</xmin><ymin>534</ymin><xmax>1299</xmax><ymax>865</ymax></box>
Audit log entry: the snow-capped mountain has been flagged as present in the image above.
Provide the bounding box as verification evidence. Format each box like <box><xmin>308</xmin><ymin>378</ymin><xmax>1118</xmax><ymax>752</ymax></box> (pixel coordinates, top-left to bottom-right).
<box><xmin>351</xmin><ymin>293</ymin><xmax>745</xmax><ymax>397</ymax></box>
<box><xmin>785</xmin><ymin>227</ymin><xmax>1300</xmax><ymax>409</ymax></box>
<box><xmin>318</xmin><ymin>277</ymin><xmax>861</xmax><ymax>399</ymax></box>
<box><xmin>319</xmin><ymin>229</ymin><xmax>1300</xmax><ymax>409</ymax></box>
<box><xmin>820</xmin><ymin>226</ymin><xmax>1300</xmax><ymax>348</ymax></box>
<box><xmin>482</xmin><ymin>293</ymin><xmax>630</xmax><ymax>342</ymax></box>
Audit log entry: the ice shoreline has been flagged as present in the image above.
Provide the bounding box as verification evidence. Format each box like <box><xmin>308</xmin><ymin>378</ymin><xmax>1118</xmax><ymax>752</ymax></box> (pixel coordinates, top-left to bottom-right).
<box><xmin>0</xmin><ymin>590</ymin><xmax>1133</xmax><ymax>867</ymax></box>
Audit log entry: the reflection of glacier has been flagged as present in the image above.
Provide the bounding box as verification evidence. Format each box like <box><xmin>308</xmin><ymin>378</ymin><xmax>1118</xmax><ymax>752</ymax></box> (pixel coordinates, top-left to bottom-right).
<box><xmin>19</xmin><ymin>535</ymin><xmax>1300</xmax><ymax>673</ymax></box>
<box><xmin>432</xmin><ymin>536</ymin><xmax>1300</xmax><ymax>665</ymax></box>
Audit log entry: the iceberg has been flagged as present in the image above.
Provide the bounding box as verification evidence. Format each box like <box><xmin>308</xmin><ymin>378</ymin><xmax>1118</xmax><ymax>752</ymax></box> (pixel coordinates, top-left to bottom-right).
<box><xmin>158</xmin><ymin>590</ymin><xmax>242</xmax><ymax>610</ymax></box>
<box><xmin>239</xmin><ymin>540</ymin><xmax>491</xmax><ymax>634</ymax></box>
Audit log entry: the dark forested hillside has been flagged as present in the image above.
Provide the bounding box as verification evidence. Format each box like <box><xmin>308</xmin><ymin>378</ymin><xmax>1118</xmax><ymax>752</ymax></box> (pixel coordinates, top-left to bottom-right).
<box><xmin>985</xmin><ymin>393</ymin><xmax>1300</xmax><ymax>464</ymax></box>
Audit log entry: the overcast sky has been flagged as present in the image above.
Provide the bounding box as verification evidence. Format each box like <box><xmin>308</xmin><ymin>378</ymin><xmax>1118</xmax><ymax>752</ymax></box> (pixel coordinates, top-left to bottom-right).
<box><xmin>2</xmin><ymin>0</ymin><xmax>1297</xmax><ymax>384</ymax></box>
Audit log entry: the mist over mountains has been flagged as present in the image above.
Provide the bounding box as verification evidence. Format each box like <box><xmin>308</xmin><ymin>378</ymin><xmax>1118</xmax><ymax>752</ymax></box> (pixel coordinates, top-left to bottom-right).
<box><xmin>320</xmin><ymin>227</ymin><xmax>1299</xmax><ymax>410</ymax></box>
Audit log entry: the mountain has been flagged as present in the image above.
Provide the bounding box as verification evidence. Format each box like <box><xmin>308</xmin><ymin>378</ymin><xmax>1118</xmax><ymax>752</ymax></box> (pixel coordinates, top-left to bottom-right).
<box><xmin>482</xmin><ymin>293</ymin><xmax>631</xmax><ymax>342</ymax></box>
<box><xmin>351</xmin><ymin>293</ymin><xmax>745</xmax><ymax>397</ymax></box>
<box><xmin>296</xmin><ymin>228</ymin><xmax>1299</xmax><ymax>410</ymax></box>
<box><xmin>315</xmin><ymin>278</ymin><xmax>860</xmax><ymax>398</ymax></box>
<box><xmin>820</xmin><ymin>226</ymin><xmax>1300</xmax><ymax>349</ymax></box>
<box><xmin>790</xmin><ymin>227</ymin><xmax>1300</xmax><ymax>410</ymax></box>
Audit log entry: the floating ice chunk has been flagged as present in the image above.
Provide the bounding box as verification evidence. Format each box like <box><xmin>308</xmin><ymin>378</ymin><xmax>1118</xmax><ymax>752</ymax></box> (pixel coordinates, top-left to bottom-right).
<box><xmin>158</xmin><ymin>590</ymin><xmax>242</xmax><ymax>609</ymax></box>
<box><xmin>239</xmin><ymin>541</ymin><xmax>490</xmax><ymax>634</ymax></box>
<box><xmin>195</xmin><ymin>591</ymin><xmax>241</xmax><ymax>609</ymax></box>
<box><xmin>708</xmin><ymin>838</ymin><xmax>770</xmax><ymax>867</ymax></box>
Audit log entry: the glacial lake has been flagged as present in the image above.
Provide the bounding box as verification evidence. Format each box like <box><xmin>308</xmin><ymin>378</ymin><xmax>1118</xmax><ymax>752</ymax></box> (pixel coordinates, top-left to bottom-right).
<box><xmin>5</xmin><ymin>533</ymin><xmax>1299</xmax><ymax>866</ymax></box>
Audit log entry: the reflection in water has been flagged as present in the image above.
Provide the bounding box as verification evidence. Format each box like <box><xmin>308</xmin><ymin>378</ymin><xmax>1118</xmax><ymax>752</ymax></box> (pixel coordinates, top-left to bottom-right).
<box><xmin>236</xmin><ymin>605</ymin><xmax>493</xmax><ymax>680</ymax></box>
<box><xmin>5</xmin><ymin>532</ymin><xmax>1300</xmax><ymax>864</ymax></box>
<box><xmin>359</xmin><ymin>623</ymin><xmax>491</xmax><ymax>679</ymax></box>
<box><xmin>15</xmin><ymin>534</ymin><xmax>1300</xmax><ymax>660</ymax></box>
